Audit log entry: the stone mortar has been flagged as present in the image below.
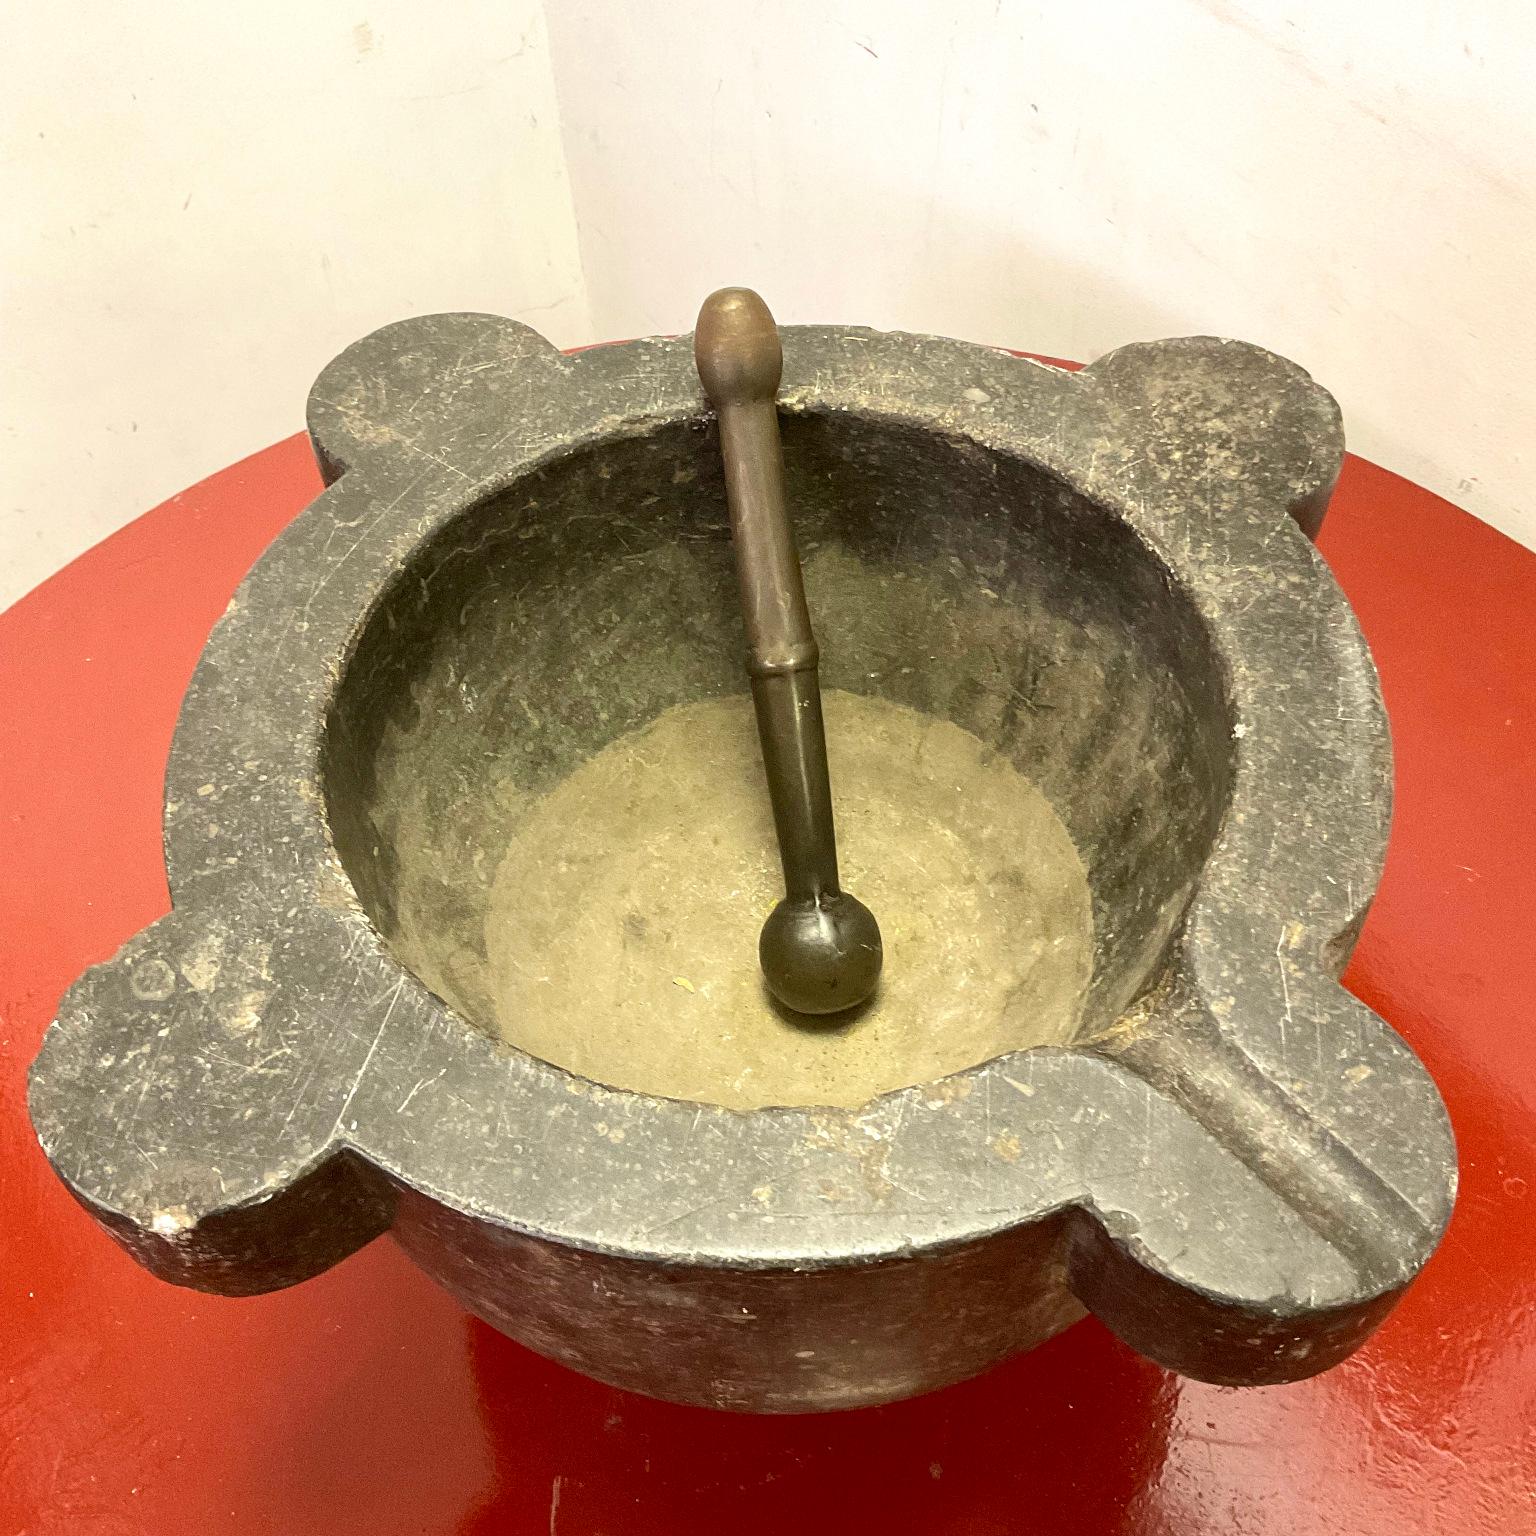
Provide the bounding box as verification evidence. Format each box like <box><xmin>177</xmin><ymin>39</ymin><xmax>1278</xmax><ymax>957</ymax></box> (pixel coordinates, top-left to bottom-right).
<box><xmin>28</xmin><ymin>315</ymin><xmax>1456</xmax><ymax>1411</ymax></box>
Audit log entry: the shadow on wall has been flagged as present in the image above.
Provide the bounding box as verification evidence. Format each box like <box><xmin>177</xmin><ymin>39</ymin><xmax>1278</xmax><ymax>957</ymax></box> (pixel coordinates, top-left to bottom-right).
<box><xmin>878</xmin><ymin>198</ymin><xmax>1205</xmax><ymax>367</ymax></box>
<box><xmin>578</xmin><ymin>168</ymin><xmax>1230</xmax><ymax>378</ymax></box>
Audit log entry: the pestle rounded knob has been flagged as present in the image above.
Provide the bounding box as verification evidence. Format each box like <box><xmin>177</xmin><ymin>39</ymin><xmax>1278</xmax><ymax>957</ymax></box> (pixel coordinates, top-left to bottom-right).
<box><xmin>760</xmin><ymin>892</ymin><xmax>884</xmax><ymax>1017</ymax></box>
<box><xmin>695</xmin><ymin>288</ymin><xmax>783</xmax><ymax>409</ymax></box>
<box><xmin>696</xmin><ymin>285</ymin><xmax>883</xmax><ymax>1018</ymax></box>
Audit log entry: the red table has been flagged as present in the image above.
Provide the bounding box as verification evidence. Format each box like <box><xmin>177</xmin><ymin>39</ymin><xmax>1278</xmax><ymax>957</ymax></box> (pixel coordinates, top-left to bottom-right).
<box><xmin>2</xmin><ymin>435</ymin><xmax>1533</xmax><ymax>1534</ymax></box>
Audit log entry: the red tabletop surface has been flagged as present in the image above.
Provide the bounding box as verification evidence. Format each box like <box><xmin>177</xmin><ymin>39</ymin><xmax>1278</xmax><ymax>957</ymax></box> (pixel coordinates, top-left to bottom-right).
<box><xmin>2</xmin><ymin>431</ymin><xmax>1533</xmax><ymax>1534</ymax></box>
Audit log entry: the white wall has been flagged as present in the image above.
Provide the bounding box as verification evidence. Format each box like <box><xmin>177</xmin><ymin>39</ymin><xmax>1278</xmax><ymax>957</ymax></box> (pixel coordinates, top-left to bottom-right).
<box><xmin>0</xmin><ymin>1</ymin><xmax>586</xmax><ymax>609</ymax></box>
<box><xmin>547</xmin><ymin>0</ymin><xmax>1533</xmax><ymax>551</ymax></box>
<box><xmin>4</xmin><ymin>2</ymin><xmax>1531</xmax><ymax>610</ymax></box>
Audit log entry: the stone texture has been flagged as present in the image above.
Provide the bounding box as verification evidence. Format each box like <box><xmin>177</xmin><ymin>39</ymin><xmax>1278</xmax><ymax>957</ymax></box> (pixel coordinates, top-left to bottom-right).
<box><xmin>29</xmin><ymin>315</ymin><xmax>1455</xmax><ymax>1410</ymax></box>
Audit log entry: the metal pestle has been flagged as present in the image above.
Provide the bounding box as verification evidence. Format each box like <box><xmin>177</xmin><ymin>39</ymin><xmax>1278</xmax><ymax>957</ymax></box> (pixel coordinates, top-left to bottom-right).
<box><xmin>694</xmin><ymin>287</ymin><xmax>883</xmax><ymax>1016</ymax></box>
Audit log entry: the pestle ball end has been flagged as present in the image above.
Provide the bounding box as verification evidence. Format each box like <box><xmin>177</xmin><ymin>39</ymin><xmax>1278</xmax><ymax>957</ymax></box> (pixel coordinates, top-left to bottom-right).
<box><xmin>759</xmin><ymin>892</ymin><xmax>883</xmax><ymax>1017</ymax></box>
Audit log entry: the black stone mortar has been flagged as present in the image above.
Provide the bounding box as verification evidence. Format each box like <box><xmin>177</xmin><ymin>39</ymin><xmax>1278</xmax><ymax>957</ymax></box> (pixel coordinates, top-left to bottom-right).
<box><xmin>28</xmin><ymin>316</ymin><xmax>1455</xmax><ymax>1411</ymax></box>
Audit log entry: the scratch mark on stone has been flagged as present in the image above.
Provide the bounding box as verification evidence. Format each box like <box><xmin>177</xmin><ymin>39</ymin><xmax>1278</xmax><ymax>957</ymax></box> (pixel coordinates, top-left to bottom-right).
<box><xmin>1276</xmin><ymin>925</ymin><xmax>1293</xmax><ymax>1054</ymax></box>
<box><xmin>398</xmin><ymin>1067</ymin><xmax>445</xmax><ymax>1113</ymax></box>
<box><xmin>639</xmin><ymin>1193</ymin><xmax>735</xmax><ymax>1238</ymax></box>
<box><xmin>330</xmin><ymin>977</ymin><xmax>406</xmax><ymax>1140</ymax></box>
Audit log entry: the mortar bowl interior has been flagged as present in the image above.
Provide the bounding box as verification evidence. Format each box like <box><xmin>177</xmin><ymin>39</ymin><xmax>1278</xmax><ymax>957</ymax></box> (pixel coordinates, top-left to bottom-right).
<box><xmin>324</xmin><ymin>411</ymin><xmax>1234</xmax><ymax>1108</ymax></box>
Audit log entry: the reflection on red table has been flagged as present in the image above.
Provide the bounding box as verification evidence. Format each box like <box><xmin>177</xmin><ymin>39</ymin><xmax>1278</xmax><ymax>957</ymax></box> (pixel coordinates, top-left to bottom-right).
<box><xmin>2</xmin><ymin>434</ymin><xmax>1532</xmax><ymax>1534</ymax></box>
